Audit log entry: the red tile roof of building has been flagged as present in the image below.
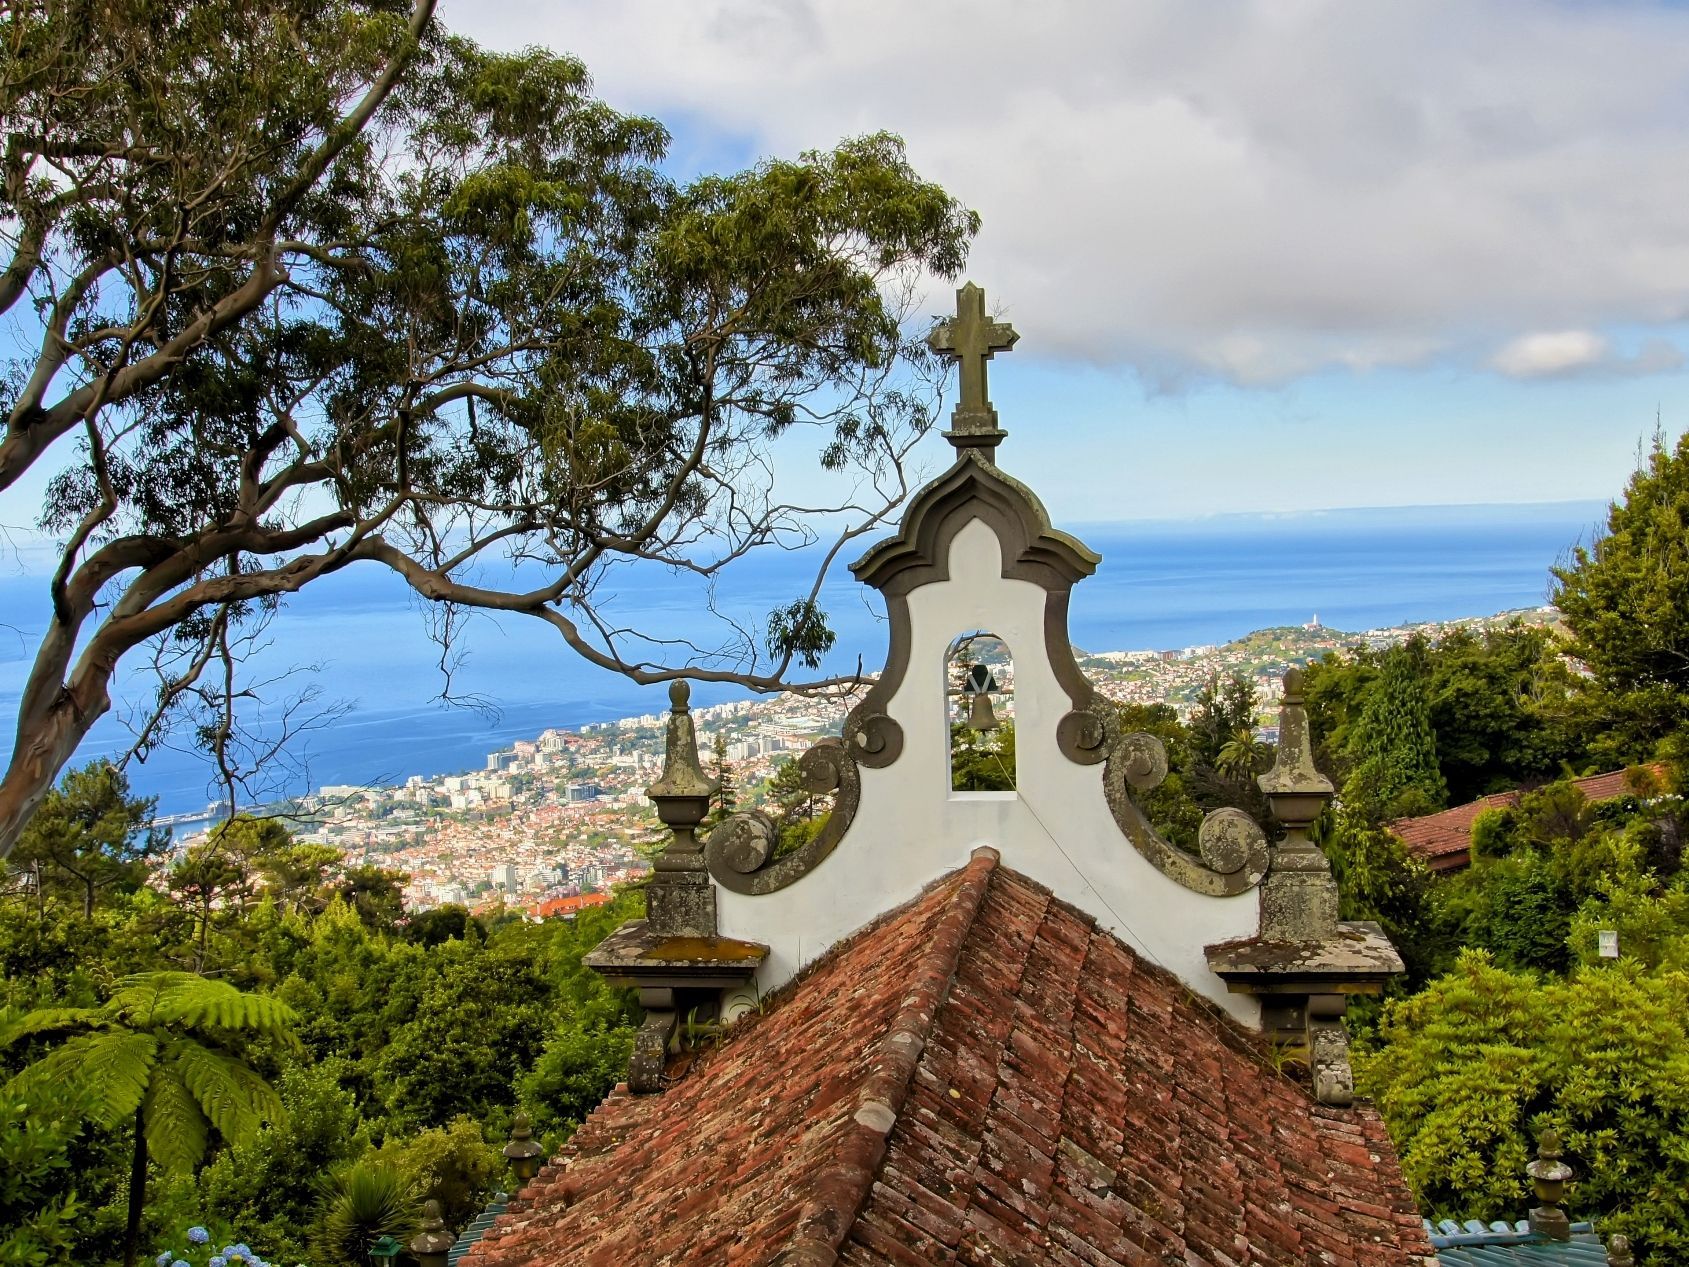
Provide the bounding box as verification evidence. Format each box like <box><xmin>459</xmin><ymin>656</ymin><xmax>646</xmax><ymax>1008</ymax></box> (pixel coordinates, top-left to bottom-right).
<box><xmin>529</xmin><ymin>893</ymin><xmax>614</xmax><ymax>920</ymax></box>
<box><xmin>1389</xmin><ymin>765</ymin><xmax>1668</xmax><ymax>870</ymax></box>
<box><xmin>461</xmin><ymin>851</ymin><xmax>1434</xmax><ymax>1267</ymax></box>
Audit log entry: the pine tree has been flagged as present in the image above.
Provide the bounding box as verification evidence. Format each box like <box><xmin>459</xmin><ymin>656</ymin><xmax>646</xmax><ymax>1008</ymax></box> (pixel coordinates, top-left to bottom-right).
<box><xmin>1342</xmin><ymin>638</ymin><xmax>1448</xmax><ymax>821</ymax></box>
<box><xmin>711</xmin><ymin>733</ymin><xmax>737</xmax><ymax>818</ymax></box>
<box><xmin>1553</xmin><ymin>427</ymin><xmax>1689</xmax><ymax>766</ymax></box>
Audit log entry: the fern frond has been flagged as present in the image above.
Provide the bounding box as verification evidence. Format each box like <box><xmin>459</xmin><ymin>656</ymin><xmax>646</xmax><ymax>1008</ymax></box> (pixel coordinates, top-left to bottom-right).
<box><xmin>0</xmin><ymin>1006</ymin><xmax>101</xmax><ymax>1049</ymax></box>
<box><xmin>141</xmin><ymin>1066</ymin><xmax>210</xmax><ymax>1172</ymax></box>
<box><xmin>102</xmin><ymin>973</ymin><xmax>177</xmax><ymax>1028</ymax></box>
<box><xmin>166</xmin><ymin>1038</ymin><xmax>282</xmax><ymax>1144</ymax></box>
<box><xmin>9</xmin><ymin>1030</ymin><xmax>158</xmax><ymax>1124</ymax></box>
<box><xmin>140</xmin><ymin>973</ymin><xmax>298</xmax><ymax>1037</ymax></box>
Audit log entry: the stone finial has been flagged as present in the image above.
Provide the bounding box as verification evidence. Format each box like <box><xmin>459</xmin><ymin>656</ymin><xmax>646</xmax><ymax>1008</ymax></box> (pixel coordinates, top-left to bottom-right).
<box><xmin>643</xmin><ymin>681</ymin><xmax>722</xmax><ymax>936</ymax></box>
<box><xmin>1527</xmin><ymin>1129</ymin><xmax>1574</xmax><ymax>1241</ymax></box>
<box><xmin>408</xmin><ymin>1199</ymin><xmax>454</xmax><ymax>1267</ymax></box>
<box><xmin>928</xmin><ymin>282</ymin><xmax>1018</xmax><ymax>456</ymax></box>
<box><xmin>584</xmin><ymin>684</ymin><xmax>769</xmax><ymax>1094</ymax></box>
<box><xmin>1257</xmin><ymin>669</ymin><xmax>1333</xmax><ymax>820</ymax></box>
<box><xmin>1206</xmin><ymin>663</ymin><xmax>1403</xmax><ymax>1105</ymax></box>
<box><xmin>1256</xmin><ymin>666</ymin><xmax>1339</xmax><ymax>942</ymax></box>
<box><xmin>647</xmin><ymin>682</ymin><xmax>717</xmax><ymax>852</ymax></box>
<box><xmin>1607</xmin><ymin>1233</ymin><xmax>1634</xmax><ymax>1266</ymax></box>
<box><xmin>503</xmin><ymin>1112</ymin><xmax>544</xmax><ymax>1185</ymax></box>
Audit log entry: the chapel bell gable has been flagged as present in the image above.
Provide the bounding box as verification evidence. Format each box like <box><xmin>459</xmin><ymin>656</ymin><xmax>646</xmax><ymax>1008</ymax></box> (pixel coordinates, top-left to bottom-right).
<box><xmin>590</xmin><ymin>282</ymin><xmax>1403</xmax><ymax>1105</ymax></box>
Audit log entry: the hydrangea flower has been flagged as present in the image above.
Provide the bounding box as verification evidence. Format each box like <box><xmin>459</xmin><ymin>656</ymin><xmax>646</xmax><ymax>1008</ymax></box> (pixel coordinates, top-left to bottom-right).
<box><xmin>172</xmin><ymin>1260</ymin><xmax>190</xmax><ymax>1267</ymax></box>
<box><xmin>187</xmin><ymin>1227</ymin><xmax>210</xmax><ymax>1245</ymax></box>
<box><xmin>209</xmin><ymin>1258</ymin><xmax>227</xmax><ymax>1267</ymax></box>
<box><xmin>156</xmin><ymin>1252</ymin><xmax>174</xmax><ymax>1267</ymax></box>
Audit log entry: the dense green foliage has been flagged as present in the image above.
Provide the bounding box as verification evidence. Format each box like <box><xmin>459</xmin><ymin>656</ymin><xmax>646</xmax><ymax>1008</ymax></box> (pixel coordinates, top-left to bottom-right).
<box><xmin>0</xmin><ymin>766</ymin><xmax>641</xmax><ymax>1265</ymax></box>
<box><xmin>1304</xmin><ymin>624</ymin><xmax>1586</xmax><ymax>804</ymax></box>
<box><xmin>1340</xmin><ymin>639</ymin><xmax>1449</xmax><ymax>819</ymax></box>
<box><xmin>949</xmin><ymin>720</ymin><xmax>1017</xmax><ymax>792</ymax></box>
<box><xmin>1293</xmin><ymin>439</ymin><xmax>1689</xmax><ymax>1263</ymax></box>
<box><xmin>1359</xmin><ymin>952</ymin><xmax>1689</xmax><ymax>1259</ymax></box>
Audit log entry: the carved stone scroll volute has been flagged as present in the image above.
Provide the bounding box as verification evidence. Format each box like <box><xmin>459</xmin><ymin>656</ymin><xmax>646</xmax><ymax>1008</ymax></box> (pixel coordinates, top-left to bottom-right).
<box><xmin>1101</xmin><ymin>730</ymin><xmax>1270</xmax><ymax>897</ymax></box>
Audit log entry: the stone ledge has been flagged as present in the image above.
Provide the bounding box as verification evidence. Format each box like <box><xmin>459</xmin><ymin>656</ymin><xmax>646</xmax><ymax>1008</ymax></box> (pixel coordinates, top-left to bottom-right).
<box><xmin>583</xmin><ymin>918</ymin><xmax>768</xmax><ymax>989</ymax></box>
<box><xmin>1205</xmin><ymin>920</ymin><xmax>1404</xmax><ymax>994</ymax></box>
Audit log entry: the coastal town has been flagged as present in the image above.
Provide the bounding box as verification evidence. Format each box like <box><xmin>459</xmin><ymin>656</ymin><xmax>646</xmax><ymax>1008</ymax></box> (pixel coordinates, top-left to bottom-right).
<box><xmin>208</xmin><ymin>606</ymin><xmax>1555</xmax><ymax>919</ymax></box>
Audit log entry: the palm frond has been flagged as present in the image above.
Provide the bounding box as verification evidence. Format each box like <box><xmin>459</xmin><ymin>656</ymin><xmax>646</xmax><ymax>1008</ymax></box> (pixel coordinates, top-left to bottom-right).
<box><xmin>7</xmin><ymin>1030</ymin><xmax>159</xmax><ymax>1124</ymax></box>
<box><xmin>141</xmin><ymin>1065</ymin><xmax>210</xmax><ymax>1172</ymax></box>
<box><xmin>313</xmin><ymin>1163</ymin><xmax>421</xmax><ymax>1267</ymax></box>
<box><xmin>166</xmin><ymin>1038</ymin><xmax>282</xmax><ymax>1144</ymax></box>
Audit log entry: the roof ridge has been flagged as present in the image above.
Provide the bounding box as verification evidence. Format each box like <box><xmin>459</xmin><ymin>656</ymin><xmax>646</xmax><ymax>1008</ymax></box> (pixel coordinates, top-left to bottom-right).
<box><xmin>775</xmin><ymin>845</ymin><xmax>1001</xmax><ymax>1267</ymax></box>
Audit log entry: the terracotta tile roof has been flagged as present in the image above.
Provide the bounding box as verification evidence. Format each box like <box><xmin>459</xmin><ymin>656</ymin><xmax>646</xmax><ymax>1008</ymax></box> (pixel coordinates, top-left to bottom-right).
<box><xmin>1388</xmin><ymin>794</ymin><xmax>1519</xmax><ymax>868</ymax></box>
<box><xmin>462</xmin><ymin>851</ymin><xmax>1434</xmax><ymax>1267</ymax></box>
<box><xmin>1390</xmin><ymin>766</ymin><xmax>1667</xmax><ymax>870</ymax></box>
<box><xmin>530</xmin><ymin>893</ymin><xmax>614</xmax><ymax>919</ymax></box>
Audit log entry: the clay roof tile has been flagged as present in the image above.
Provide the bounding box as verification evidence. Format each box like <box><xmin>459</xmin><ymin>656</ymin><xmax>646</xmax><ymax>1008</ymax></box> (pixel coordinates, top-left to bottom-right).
<box><xmin>460</xmin><ymin>854</ymin><xmax>1434</xmax><ymax>1267</ymax></box>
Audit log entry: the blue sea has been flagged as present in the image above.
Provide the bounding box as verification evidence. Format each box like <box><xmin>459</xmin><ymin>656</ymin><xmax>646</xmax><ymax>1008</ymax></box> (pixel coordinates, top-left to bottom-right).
<box><xmin>0</xmin><ymin>501</ymin><xmax>1608</xmax><ymax>817</ymax></box>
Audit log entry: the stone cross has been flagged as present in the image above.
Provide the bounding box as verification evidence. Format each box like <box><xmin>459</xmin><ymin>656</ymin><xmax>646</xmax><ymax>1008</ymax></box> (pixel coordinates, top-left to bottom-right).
<box><xmin>928</xmin><ymin>282</ymin><xmax>1018</xmax><ymax>455</ymax></box>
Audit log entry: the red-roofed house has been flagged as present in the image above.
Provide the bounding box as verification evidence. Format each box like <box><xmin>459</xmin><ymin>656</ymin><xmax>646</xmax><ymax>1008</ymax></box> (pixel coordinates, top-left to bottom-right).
<box><xmin>1389</xmin><ymin>766</ymin><xmax>1667</xmax><ymax>872</ymax></box>
<box><xmin>528</xmin><ymin>893</ymin><xmax>614</xmax><ymax>920</ymax></box>
<box><xmin>464</xmin><ymin>853</ymin><xmax>1431</xmax><ymax>1267</ymax></box>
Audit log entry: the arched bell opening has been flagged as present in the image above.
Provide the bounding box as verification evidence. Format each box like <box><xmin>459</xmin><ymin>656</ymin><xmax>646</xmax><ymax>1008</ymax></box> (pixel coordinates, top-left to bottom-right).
<box><xmin>947</xmin><ymin>632</ymin><xmax>1016</xmax><ymax>792</ymax></box>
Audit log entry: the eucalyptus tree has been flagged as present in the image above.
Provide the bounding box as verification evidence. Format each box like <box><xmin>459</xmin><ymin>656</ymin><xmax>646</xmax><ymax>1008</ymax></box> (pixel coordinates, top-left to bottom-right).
<box><xmin>0</xmin><ymin>0</ymin><xmax>978</xmax><ymax>856</ymax></box>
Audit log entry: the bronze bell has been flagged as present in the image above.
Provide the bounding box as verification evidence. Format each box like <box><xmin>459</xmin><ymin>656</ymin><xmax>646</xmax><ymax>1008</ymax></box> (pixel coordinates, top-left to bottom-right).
<box><xmin>964</xmin><ymin>663</ymin><xmax>1000</xmax><ymax>731</ymax></box>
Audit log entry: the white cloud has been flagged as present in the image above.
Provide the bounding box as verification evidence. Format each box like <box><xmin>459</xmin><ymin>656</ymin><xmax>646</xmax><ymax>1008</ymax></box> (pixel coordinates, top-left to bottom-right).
<box><xmin>443</xmin><ymin>0</ymin><xmax>1689</xmax><ymax>385</ymax></box>
<box><xmin>1490</xmin><ymin>330</ymin><xmax>1687</xmax><ymax>378</ymax></box>
<box><xmin>1491</xmin><ymin>330</ymin><xmax>1610</xmax><ymax>377</ymax></box>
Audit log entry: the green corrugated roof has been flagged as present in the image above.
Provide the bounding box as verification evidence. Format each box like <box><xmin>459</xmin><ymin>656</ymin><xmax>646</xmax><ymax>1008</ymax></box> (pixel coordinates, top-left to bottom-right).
<box><xmin>1428</xmin><ymin>1219</ymin><xmax>1608</xmax><ymax>1266</ymax></box>
<box><xmin>447</xmin><ymin>1193</ymin><xmax>509</xmax><ymax>1266</ymax></box>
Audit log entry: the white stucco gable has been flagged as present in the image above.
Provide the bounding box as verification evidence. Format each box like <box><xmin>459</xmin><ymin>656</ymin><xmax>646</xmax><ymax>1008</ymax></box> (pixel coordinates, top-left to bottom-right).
<box><xmin>712</xmin><ymin>512</ymin><xmax>1265</xmax><ymax>1022</ymax></box>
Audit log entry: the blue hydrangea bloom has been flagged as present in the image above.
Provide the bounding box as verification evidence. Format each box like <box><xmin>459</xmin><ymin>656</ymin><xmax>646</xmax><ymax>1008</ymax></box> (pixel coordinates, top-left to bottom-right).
<box><xmin>156</xmin><ymin>1251</ymin><xmax>174</xmax><ymax>1267</ymax></box>
<box><xmin>172</xmin><ymin>1260</ymin><xmax>190</xmax><ymax>1267</ymax></box>
<box><xmin>209</xmin><ymin>1258</ymin><xmax>227</xmax><ymax>1267</ymax></box>
<box><xmin>187</xmin><ymin>1227</ymin><xmax>210</xmax><ymax>1245</ymax></box>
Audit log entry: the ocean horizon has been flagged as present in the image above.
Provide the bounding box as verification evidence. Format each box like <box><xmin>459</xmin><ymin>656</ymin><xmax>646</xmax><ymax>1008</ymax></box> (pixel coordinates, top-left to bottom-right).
<box><xmin>0</xmin><ymin>499</ymin><xmax>1609</xmax><ymax>817</ymax></box>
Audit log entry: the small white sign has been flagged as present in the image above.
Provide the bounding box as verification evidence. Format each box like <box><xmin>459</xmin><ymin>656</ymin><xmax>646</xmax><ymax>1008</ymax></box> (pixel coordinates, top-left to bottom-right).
<box><xmin>1598</xmin><ymin>929</ymin><xmax>1620</xmax><ymax>959</ymax></box>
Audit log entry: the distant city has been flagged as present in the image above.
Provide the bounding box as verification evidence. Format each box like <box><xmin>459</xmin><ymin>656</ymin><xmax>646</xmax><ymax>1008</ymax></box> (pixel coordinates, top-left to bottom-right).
<box><xmin>168</xmin><ymin>606</ymin><xmax>1554</xmax><ymax>920</ymax></box>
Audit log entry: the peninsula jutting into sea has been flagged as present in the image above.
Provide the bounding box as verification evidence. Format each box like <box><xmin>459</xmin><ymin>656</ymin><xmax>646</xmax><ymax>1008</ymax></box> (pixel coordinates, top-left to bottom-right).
<box><xmin>167</xmin><ymin>605</ymin><xmax>1556</xmax><ymax>919</ymax></box>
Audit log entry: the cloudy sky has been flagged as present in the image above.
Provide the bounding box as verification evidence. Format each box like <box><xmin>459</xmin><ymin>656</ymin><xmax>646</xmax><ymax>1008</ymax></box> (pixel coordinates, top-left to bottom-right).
<box><xmin>444</xmin><ymin>0</ymin><xmax>1689</xmax><ymax>520</ymax></box>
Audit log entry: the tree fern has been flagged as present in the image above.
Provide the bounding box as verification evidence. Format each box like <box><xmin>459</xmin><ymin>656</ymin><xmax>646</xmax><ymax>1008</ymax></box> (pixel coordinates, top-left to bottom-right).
<box><xmin>1</xmin><ymin>971</ymin><xmax>295</xmax><ymax>1267</ymax></box>
<box><xmin>140</xmin><ymin>1066</ymin><xmax>209</xmax><ymax>1173</ymax></box>
<box><xmin>10</xmin><ymin>1031</ymin><xmax>159</xmax><ymax>1124</ymax></box>
<box><xmin>105</xmin><ymin>972</ymin><xmax>296</xmax><ymax>1038</ymax></box>
<box><xmin>0</xmin><ymin>1006</ymin><xmax>101</xmax><ymax>1049</ymax></box>
<box><xmin>168</xmin><ymin>1038</ymin><xmax>283</xmax><ymax>1141</ymax></box>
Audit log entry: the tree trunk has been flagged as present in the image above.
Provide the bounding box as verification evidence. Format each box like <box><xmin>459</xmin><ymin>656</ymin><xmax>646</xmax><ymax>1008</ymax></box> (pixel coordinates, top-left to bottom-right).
<box><xmin>123</xmin><ymin>1103</ymin><xmax>147</xmax><ymax>1267</ymax></box>
<box><xmin>0</xmin><ymin>684</ymin><xmax>111</xmax><ymax>861</ymax></box>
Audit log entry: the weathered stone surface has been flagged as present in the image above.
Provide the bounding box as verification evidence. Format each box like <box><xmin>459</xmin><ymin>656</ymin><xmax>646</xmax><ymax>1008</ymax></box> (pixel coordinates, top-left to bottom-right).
<box><xmin>644</xmin><ymin>870</ymin><xmax>718</xmax><ymax>939</ymax></box>
<box><xmin>927</xmin><ymin>282</ymin><xmax>1018</xmax><ymax>453</ymax></box>
<box><xmin>1205</xmin><ymin>920</ymin><xmax>1404</xmax><ymax>988</ymax></box>
<box><xmin>581</xmin><ymin>918</ymin><xmax>768</xmax><ymax>988</ymax></box>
